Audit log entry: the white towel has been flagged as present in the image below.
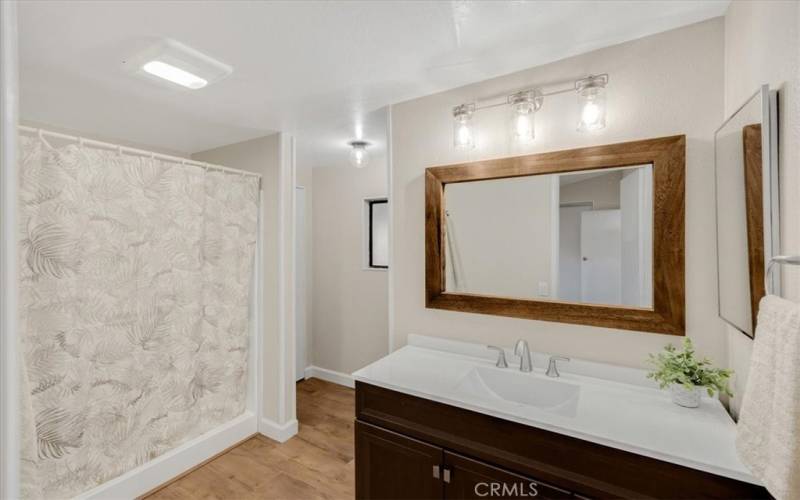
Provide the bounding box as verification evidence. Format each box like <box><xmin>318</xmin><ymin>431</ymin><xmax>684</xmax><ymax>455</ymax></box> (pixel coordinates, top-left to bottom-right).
<box><xmin>736</xmin><ymin>295</ymin><xmax>800</xmax><ymax>499</ymax></box>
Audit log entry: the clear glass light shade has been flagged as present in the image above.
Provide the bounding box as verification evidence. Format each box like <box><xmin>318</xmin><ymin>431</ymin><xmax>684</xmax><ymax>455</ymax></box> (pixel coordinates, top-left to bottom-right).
<box><xmin>577</xmin><ymin>85</ymin><xmax>606</xmax><ymax>132</ymax></box>
<box><xmin>349</xmin><ymin>142</ymin><xmax>369</xmax><ymax>168</ymax></box>
<box><xmin>510</xmin><ymin>101</ymin><xmax>535</xmax><ymax>143</ymax></box>
<box><xmin>453</xmin><ymin>105</ymin><xmax>475</xmax><ymax>150</ymax></box>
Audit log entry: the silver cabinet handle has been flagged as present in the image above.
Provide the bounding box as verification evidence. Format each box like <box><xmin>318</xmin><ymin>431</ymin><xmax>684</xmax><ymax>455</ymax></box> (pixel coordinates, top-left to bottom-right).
<box><xmin>443</xmin><ymin>467</ymin><xmax>451</xmax><ymax>484</ymax></box>
<box><xmin>433</xmin><ymin>465</ymin><xmax>440</xmax><ymax>479</ymax></box>
<box><xmin>487</xmin><ymin>345</ymin><xmax>508</xmax><ymax>368</ymax></box>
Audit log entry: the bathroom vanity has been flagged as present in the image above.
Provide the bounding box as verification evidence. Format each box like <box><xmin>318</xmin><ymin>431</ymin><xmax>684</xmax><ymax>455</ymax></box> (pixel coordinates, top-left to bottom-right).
<box><xmin>353</xmin><ymin>337</ymin><xmax>768</xmax><ymax>499</ymax></box>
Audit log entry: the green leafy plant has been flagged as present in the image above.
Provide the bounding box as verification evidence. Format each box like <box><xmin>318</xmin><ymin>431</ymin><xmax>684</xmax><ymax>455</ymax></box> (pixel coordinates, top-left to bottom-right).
<box><xmin>646</xmin><ymin>338</ymin><xmax>733</xmax><ymax>397</ymax></box>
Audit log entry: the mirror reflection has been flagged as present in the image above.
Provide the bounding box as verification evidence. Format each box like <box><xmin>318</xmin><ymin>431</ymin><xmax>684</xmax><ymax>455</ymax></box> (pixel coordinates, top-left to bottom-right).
<box><xmin>715</xmin><ymin>90</ymin><xmax>768</xmax><ymax>337</ymax></box>
<box><xmin>444</xmin><ymin>164</ymin><xmax>653</xmax><ymax>308</ymax></box>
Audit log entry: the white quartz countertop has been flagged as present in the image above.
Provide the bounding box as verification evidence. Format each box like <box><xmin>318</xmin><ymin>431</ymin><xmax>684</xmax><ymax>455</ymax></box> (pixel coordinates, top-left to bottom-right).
<box><xmin>352</xmin><ymin>336</ymin><xmax>758</xmax><ymax>485</ymax></box>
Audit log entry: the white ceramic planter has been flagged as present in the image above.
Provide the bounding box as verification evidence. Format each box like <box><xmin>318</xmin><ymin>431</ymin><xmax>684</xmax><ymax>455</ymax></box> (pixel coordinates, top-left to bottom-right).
<box><xmin>670</xmin><ymin>384</ymin><xmax>702</xmax><ymax>408</ymax></box>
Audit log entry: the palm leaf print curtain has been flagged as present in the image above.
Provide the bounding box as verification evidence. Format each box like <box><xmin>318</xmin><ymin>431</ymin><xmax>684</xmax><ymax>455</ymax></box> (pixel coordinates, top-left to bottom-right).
<box><xmin>17</xmin><ymin>135</ymin><xmax>259</xmax><ymax>498</ymax></box>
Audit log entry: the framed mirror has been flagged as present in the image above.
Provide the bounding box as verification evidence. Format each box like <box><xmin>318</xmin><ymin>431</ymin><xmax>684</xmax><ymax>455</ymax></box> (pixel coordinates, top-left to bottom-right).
<box><xmin>714</xmin><ymin>85</ymin><xmax>779</xmax><ymax>338</ymax></box>
<box><xmin>425</xmin><ymin>135</ymin><xmax>686</xmax><ymax>335</ymax></box>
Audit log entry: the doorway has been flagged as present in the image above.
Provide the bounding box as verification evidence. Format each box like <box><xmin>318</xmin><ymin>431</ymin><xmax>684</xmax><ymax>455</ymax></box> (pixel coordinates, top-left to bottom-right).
<box><xmin>558</xmin><ymin>203</ymin><xmax>592</xmax><ymax>302</ymax></box>
<box><xmin>580</xmin><ymin>209</ymin><xmax>622</xmax><ymax>304</ymax></box>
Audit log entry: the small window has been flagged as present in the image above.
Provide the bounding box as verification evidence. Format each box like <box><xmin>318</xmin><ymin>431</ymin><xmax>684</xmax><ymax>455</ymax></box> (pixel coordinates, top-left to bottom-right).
<box><xmin>366</xmin><ymin>198</ymin><xmax>388</xmax><ymax>269</ymax></box>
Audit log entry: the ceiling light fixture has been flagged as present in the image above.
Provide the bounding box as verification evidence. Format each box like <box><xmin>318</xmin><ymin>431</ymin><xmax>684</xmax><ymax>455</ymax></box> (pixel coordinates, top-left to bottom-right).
<box><xmin>349</xmin><ymin>140</ymin><xmax>370</xmax><ymax>168</ymax></box>
<box><xmin>450</xmin><ymin>73</ymin><xmax>609</xmax><ymax>149</ymax></box>
<box><xmin>142</xmin><ymin>60</ymin><xmax>208</xmax><ymax>89</ymax></box>
<box><xmin>453</xmin><ymin>103</ymin><xmax>476</xmax><ymax>150</ymax></box>
<box><xmin>127</xmin><ymin>39</ymin><xmax>232</xmax><ymax>90</ymax></box>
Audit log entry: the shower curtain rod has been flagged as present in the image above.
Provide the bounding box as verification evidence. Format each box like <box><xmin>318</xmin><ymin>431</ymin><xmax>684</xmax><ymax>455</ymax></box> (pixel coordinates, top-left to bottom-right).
<box><xmin>18</xmin><ymin>125</ymin><xmax>262</xmax><ymax>180</ymax></box>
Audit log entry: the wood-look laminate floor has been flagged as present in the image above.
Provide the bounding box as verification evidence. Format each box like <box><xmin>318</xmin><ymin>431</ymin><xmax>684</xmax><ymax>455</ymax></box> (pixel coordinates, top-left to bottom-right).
<box><xmin>145</xmin><ymin>378</ymin><xmax>355</xmax><ymax>500</ymax></box>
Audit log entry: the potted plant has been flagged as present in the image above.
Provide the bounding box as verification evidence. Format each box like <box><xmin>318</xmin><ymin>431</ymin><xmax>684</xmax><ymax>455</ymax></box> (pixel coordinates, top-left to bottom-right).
<box><xmin>646</xmin><ymin>338</ymin><xmax>733</xmax><ymax>408</ymax></box>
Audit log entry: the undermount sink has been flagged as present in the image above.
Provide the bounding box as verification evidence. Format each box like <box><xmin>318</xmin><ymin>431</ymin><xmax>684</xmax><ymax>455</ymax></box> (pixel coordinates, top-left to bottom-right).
<box><xmin>455</xmin><ymin>366</ymin><xmax>581</xmax><ymax>417</ymax></box>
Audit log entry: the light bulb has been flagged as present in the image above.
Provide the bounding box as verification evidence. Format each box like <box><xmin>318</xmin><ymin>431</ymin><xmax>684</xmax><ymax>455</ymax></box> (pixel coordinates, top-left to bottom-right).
<box><xmin>581</xmin><ymin>100</ymin><xmax>601</xmax><ymax>127</ymax></box>
<box><xmin>456</xmin><ymin>122</ymin><xmax>472</xmax><ymax>147</ymax></box>
<box><xmin>576</xmin><ymin>76</ymin><xmax>607</xmax><ymax>132</ymax></box>
<box><xmin>507</xmin><ymin>89</ymin><xmax>540</xmax><ymax>144</ymax></box>
<box><xmin>349</xmin><ymin>141</ymin><xmax>370</xmax><ymax>168</ymax></box>
<box><xmin>453</xmin><ymin>104</ymin><xmax>475</xmax><ymax>150</ymax></box>
<box><xmin>511</xmin><ymin>102</ymin><xmax>535</xmax><ymax>143</ymax></box>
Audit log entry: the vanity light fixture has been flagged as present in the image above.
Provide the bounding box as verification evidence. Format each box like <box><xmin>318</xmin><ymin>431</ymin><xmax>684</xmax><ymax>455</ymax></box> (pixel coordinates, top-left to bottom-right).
<box><xmin>451</xmin><ymin>73</ymin><xmax>609</xmax><ymax>149</ymax></box>
<box><xmin>349</xmin><ymin>140</ymin><xmax>370</xmax><ymax>168</ymax></box>
<box><xmin>453</xmin><ymin>103</ymin><xmax>476</xmax><ymax>150</ymax></box>
<box><xmin>508</xmin><ymin>89</ymin><xmax>543</xmax><ymax>143</ymax></box>
<box><xmin>576</xmin><ymin>74</ymin><xmax>608</xmax><ymax>132</ymax></box>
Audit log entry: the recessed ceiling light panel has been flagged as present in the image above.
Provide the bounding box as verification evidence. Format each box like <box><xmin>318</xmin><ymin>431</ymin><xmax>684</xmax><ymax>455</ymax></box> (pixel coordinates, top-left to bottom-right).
<box><xmin>126</xmin><ymin>39</ymin><xmax>232</xmax><ymax>90</ymax></box>
<box><xmin>142</xmin><ymin>61</ymin><xmax>208</xmax><ymax>89</ymax></box>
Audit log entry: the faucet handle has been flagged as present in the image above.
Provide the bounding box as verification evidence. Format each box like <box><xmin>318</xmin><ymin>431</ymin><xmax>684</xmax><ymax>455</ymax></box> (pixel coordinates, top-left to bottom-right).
<box><xmin>487</xmin><ymin>346</ymin><xmax>508</xmax><ymax>368</ymax></box>
<box><xmin>546</xmin><ymin>356</ymin><xmax>570</xmax><ymax>378</ymax></box>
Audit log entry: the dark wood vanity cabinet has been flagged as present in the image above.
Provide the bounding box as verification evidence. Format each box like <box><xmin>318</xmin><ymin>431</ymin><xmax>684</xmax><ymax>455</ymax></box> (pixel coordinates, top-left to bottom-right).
<box><xmin>357</xmin><ymin>421</ymin><xmax>570</xmax><ymax>500</ymax></box>
<box><xmin>356</xmin><ymin>420</ymin><xmax>442</xmax><ymax>499</ymax></box>
<box><xmin>355</xmin><ymin>382</ymin><xmax>770</xmax><ymax>500</ymax></box>
<box><xmin>357</xmin><ymin>421</ymin><xmax>571</xmax><ymax>500</ymax></box>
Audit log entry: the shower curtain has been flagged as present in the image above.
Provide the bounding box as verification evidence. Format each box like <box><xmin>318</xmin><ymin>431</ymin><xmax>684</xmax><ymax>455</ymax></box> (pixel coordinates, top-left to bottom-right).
<box><xmin>17</xmin><ymin>135</ymin><xmax>259</xmax><ymax>498</ymax></box>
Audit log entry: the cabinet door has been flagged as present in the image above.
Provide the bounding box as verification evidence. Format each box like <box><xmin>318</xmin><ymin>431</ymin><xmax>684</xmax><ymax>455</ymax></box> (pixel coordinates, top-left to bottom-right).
<box><xmin>443</xmin><ymin>451</ymin><xmax>573</xmax><ymax>500</ymax></box>
<box><xmin>356</xmin><ymin>420</ymin><xmax>443</xmax><ymax>499</ymax></box>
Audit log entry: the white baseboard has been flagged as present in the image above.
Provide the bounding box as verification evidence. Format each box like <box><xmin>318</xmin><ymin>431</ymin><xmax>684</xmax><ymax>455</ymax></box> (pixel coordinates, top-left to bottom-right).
<box><xmin>304</xmin><ymin>365</ymin><xmax>355</xmax><ymax>388</ymax></box>
<box><xmin>259</xmin><ymin>417</ymin><xmax>298</xmax><ymax>443</ymax></box>
<box><xmin>78</xmin><ymin>412</ymin><xmax>257</xmax><ymax>500</ymax></box>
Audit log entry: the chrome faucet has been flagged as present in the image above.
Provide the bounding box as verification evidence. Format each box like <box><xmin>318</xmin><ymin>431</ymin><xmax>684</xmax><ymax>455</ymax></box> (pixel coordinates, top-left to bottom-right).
<box><xmin>513</xmin><ymin>339</ymin><xmax>532</xmax><ymax>372</ymax></box>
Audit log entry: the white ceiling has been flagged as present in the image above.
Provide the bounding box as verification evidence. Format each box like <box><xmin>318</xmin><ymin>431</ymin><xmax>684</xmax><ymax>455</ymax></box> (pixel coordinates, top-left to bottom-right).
<box><xmin>18</xmin><ymin>0</ymin><xmax>729</xmax><ymax>168</ymax></box>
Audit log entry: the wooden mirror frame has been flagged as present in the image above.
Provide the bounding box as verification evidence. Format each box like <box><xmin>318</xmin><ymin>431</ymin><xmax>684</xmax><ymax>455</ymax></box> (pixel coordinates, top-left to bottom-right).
<box><xmin>742</xmin><ymin>123</ymin><xmax>765</xmax><ymax>335</ymax></box>
<box><xmin>425</xmin><ymin>135</ymin><xmax>686</xmax><ymax>335</ymax></box>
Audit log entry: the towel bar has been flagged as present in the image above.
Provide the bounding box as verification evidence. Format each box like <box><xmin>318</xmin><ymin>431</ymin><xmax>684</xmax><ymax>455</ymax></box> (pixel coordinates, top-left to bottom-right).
<box><xmin>765</xmin><ymin>255</ymin><xmax>800</xmax><ymax>296</ymax></box>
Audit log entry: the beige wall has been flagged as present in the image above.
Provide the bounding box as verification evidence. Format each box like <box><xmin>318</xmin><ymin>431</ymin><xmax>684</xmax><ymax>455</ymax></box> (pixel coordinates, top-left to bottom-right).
<box><xmin>560</xmin><ymin>171</ymin><xmax>622</xmax><ymax>209</ymax></box>
<box><xmin>311</xmin><ymin>160</ymin><xmax>389</xmax><ymax>375</ymax></box>
<box><xmin>723</xmin><ymin>0</ymin><xmax>800</xmax><ymax>417</ymax></box>
<box><xmin>390</xmin><ymin>19</ymin><xmax>726</xmax><ymax>368</ymax></box>
<box><xmin>193</xmin><ymin>134</ymin><xmax>296</xmax><ymax>425</ymax></box>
